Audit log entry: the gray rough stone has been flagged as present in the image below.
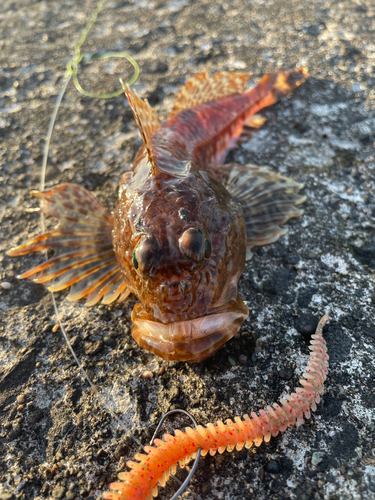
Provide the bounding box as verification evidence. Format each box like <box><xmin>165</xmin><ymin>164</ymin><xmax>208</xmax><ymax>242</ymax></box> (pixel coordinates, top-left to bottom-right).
<box><xmin>311</xmin><ymin>451</ymin><xmax>325</xmax><ymax>466</ymax></box>
<box><xmin>51</xmin><ymin>486</ymin><xmax>65</xmax><ymax>499</ymax></box>
<box><xmin>0</xmin><ymin>492</ymin><xmax>15</xmax><ymax>500</ymax></box>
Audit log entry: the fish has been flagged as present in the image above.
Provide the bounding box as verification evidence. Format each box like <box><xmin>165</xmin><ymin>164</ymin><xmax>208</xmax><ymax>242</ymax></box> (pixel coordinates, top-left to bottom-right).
<box><xmin>8</xmin><ymin>68</ymin><xmax>308</xmax><ymax>363</ymax></box>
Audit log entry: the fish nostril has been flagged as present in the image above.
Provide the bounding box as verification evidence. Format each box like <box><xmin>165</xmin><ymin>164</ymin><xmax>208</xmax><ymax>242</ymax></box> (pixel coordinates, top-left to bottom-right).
<box><xmin>179</xmin><ymin>280</ymin><xmax>192</xmax><ymax>296</ymax></box>
<box><xmin>159</xmin><ymin>282</ymin><xmax>176</xmax><ymax>301</ymax></box>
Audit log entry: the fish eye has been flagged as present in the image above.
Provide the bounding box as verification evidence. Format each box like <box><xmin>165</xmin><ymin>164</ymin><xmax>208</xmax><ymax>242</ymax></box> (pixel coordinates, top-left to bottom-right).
<box><xmin>133</xmin><ymin>236</ymin><xmax>161</xmax><ymax>277</ymax></box>
<box><xmin>132</xmin><ymin>250</ymin><xmax>139</xmax><ymax>271</ymax></box>
<box><xmin>179</xmin><ymin>228</ymin><xmax>211</xmax><ymax>263</ymax></box>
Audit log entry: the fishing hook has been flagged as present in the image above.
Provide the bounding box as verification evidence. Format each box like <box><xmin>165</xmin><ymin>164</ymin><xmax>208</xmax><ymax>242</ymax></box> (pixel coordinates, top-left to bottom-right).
<box><xmin>150</xmin><ymin>409</ymin><xmax>202</xmax><ymax>500</ymax></box>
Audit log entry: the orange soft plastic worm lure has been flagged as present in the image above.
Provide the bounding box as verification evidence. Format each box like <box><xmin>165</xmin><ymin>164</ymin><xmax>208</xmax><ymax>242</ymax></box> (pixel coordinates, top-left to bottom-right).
<box><xmin>103</xmin><ymin>315</ymin><xmax>329</xmax><ymax>500</ymax></box>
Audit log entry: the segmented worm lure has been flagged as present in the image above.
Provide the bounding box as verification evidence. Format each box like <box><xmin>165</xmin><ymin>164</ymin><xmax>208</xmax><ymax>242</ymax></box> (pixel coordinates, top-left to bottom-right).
<box><xmin>103</xmin><ymin>315</ymin><xmax>329</xmax><ymax>500</ymax></box>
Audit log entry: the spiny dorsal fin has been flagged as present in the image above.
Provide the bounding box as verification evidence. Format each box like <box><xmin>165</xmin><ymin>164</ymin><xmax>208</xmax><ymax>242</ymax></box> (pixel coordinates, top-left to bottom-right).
<box><xmin>124</xmin><ymin>85</ymin><xmax>161</xmax><ymax>172</ymax></box>
<box><xmin>169</xmin><ymin>71</ymin><xmax>252</xmax><ymax>119</ymax></box>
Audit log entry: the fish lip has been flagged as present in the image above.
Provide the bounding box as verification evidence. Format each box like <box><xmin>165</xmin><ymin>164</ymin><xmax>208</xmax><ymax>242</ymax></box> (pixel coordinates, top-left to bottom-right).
<box><xmin>131</xmin><ymin>299</ymin><xmax>249</xmax><ymax>362</ymax></box>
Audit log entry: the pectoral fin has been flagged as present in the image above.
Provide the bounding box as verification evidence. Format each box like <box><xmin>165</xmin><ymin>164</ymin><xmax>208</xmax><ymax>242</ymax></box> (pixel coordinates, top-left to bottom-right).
<box><xmin>211</xmin><ymin>164</ymin><xmax>306</xmax><ymax>259</ymax></box>
<box><xmin>8</xmin><ymin>184</ymin><xmax>129</xmax><ymax>306</ymax></box>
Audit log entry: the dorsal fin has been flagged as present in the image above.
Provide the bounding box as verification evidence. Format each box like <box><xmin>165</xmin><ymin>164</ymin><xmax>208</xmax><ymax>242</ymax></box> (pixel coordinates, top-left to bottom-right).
<box><xmin>124</xmin><ymin>85</ymin><xmax>161</xmax><ymax>173</ymax></box>
<box><xmin>169</xmin><ymin>71</ymin><xmax>252</xmax><ymax>119</ymax></box>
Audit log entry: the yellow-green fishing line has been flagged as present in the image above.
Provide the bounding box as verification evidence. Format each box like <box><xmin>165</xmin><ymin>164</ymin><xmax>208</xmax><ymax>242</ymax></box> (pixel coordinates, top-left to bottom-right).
<box><xmin>66</xmin><ymin>0</ymin><xmax>139</xmax><ymax>98</ymax></box>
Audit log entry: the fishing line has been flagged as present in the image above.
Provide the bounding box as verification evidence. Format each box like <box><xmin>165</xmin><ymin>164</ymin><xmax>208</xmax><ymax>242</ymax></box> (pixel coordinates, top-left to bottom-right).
<box><xmin>40</xmin><ymin>0</ymin><xmax>141</xmax><ymax>445</ymax></box>
<box><xmin>39</xmin><ymin>1</ymin><xmax>198</xmax><ymax>496</ymax></box>
<box><xmin>66</xmin><ymin>0</ymin><xmax>139</xmax><ymax>98</ymax></box>
<box><xmin>41</xmin><ymin>77</ymin><xmax>192</xmax><ymax>497</ymax></box>
<box><xmin>40</xmin><ymin>73</ymin><xmax>143</xmax><ymax>450</ymax></box>
<box><xmin>150</xmin><ymin>410</ymin><xmax>202</xmax><ymax>500</ymax></box>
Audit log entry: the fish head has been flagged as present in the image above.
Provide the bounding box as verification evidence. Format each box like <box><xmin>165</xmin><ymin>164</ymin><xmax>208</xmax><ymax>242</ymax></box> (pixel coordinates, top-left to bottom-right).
<box><xmin>113</xmin><ymin>161</ymin><xmax>248</xmax><ymax>362</ymax></box>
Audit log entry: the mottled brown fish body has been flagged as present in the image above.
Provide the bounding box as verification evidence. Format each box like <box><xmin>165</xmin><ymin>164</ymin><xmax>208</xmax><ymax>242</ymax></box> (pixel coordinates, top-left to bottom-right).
<box><xmin>113</xmin><ymin>162</ymin><xmax>248</xmax><ymax>361</ymax></box>
<box><xmin>8</xmin><ymin>68</ymin><xmax>308</xmax><ymax>362</ymax></box>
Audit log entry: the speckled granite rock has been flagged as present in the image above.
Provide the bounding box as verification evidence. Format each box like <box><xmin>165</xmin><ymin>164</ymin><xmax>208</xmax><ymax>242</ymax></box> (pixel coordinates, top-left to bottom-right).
<box><xmin>0</xmin><ymin>1</ymin><xmax>374</xmax><ymax>499</ymax></box>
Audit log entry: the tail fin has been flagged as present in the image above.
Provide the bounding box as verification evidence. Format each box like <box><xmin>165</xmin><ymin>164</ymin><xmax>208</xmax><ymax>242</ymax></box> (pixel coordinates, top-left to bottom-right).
<box><xmin>8</xmin><ymin>184</ymin><xmax>129</xmax><ymax>306</ymax></box>
<box><xmin>246</xmin><ymin>68</ymin><xmax>309</xmax><ymax>107</ymax></box>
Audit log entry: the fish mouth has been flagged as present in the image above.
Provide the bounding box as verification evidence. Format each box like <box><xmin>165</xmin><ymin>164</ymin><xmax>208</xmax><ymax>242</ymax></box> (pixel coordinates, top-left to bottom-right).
<box><xmin>131</xmin><ymin>297</ymin><xmax>249</xmax><ymax>362</ymax></box>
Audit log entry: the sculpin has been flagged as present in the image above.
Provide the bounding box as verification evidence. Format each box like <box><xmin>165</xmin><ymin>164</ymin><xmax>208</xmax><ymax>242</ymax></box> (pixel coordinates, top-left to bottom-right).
<box><xmin>9</xmin><ymin>68</ymin><xmax>308</xmax><ymax>362</ymax></box>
